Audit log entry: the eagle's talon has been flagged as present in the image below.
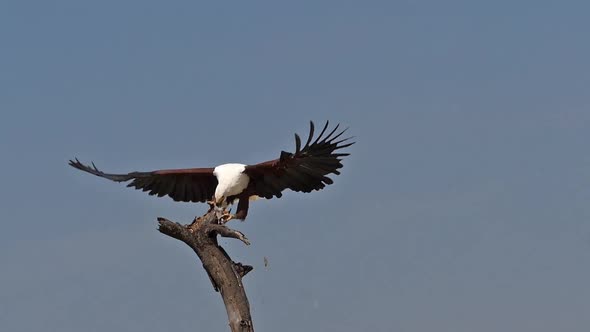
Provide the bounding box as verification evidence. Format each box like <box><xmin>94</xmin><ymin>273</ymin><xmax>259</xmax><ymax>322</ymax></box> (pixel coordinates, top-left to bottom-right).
<box><xmin>219</xmin><ymin>211</ymin><xmax>235</xmax><ymax>224</ymax></box>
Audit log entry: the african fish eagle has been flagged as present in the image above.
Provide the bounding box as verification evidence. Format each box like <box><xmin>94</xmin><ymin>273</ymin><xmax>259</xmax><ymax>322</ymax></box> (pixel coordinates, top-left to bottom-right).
<box><xmin>69</xmin><ymin>121</ymin><xmax>353</xmax><ymax>221</ymax></box>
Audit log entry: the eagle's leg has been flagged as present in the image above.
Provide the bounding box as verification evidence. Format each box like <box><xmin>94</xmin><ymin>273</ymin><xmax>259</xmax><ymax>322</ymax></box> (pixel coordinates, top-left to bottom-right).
<box><xmin>211</xmin><ymin>196</ymin><xmax>232</xmax><ymax>223</ymax></box>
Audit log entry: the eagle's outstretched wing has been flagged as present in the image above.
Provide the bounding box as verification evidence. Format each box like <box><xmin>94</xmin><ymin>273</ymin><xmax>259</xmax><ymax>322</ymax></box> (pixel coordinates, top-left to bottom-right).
<box><xmin>244</xmin><ymin>121</ymin><xmax>354</xmax><ymax>199</ymax></box>
<box><xmin>68</xmin><ymin>159</ymin><xmax>217</xmax><ymax>203</ymax></box>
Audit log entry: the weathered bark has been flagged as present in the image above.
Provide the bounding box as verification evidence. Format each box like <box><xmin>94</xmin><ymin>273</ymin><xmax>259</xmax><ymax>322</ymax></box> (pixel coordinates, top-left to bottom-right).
<box><xmin>157</xmin><ymin>208</ymin><xmax>254</xmax><ymax>332</ymax></box>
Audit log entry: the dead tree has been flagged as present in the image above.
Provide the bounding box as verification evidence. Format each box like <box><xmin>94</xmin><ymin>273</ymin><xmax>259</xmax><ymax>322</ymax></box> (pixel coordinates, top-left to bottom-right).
<box><xmin>157</xmin><ymin>205</ymin><xmax>254</xmax><ymax>332</ymax></box>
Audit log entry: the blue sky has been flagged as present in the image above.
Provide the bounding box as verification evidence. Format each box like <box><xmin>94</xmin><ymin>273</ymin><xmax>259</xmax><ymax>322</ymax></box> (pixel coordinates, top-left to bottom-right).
<box><xmin>1</xmin><ymin>1</ymin><xmax>590</xmax><ymax>331</ymax></box>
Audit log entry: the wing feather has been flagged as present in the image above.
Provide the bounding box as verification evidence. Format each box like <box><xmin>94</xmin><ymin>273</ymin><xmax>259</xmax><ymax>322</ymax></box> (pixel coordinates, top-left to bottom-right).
<box><xmin>304</xmin><ymin>121</ymin><xmax>315</xmax><ymax>148</ymax></box>
<box><xmin>313</xmin><ymin>121</ymin><xmax>330</xmax><ymax>145</ymax></box>
<box><xmin>294</xmin><ymin>133</ymin><xmax>302</xmax><ymax>154</ymax></box>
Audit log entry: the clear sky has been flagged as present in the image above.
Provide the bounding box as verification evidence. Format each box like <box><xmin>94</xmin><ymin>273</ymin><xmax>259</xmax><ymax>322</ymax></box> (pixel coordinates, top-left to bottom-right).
<box><xmin>1</xmin><ymin>1</ymin><xmax>590</xmax><ymax>331</ymax></box>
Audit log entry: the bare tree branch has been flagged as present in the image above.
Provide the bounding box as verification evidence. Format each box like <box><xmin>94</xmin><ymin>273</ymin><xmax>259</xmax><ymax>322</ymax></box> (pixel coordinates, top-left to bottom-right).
<box><xmin>157</xmin><ymin>209</ymin><xmax>254</xmax><ymax>332</ymax></box>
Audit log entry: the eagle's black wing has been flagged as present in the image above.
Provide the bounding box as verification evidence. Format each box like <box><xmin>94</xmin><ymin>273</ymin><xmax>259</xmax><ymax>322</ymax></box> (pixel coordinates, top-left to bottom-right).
<box><xmin>244</xmin><ymin>121</ymin><xmax>354</xmax><ymax>199</ymax></box>
<box><xmin>69</xmin><ymin>159</ymin><xmax>217</xmax><ymax>203</ymax></box>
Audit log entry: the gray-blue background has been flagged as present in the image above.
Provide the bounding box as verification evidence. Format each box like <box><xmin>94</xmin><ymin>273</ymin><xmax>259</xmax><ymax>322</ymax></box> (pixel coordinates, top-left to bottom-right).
<box><xmin>2</xmin><ymin>1</ymin><xmax>589</xmax><ymax>331</ymax></box>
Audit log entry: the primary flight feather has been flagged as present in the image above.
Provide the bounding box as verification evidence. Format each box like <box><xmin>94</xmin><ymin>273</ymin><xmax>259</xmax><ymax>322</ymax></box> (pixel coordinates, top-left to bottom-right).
<box><xmin>69</xmin><ymin>121</ymin><xmax>354</xmax><ymax>221</ymax></box>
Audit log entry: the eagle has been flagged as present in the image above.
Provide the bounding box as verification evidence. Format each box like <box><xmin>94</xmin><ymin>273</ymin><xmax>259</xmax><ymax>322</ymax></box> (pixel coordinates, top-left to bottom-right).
<box><xmin>69</xmin><ymin>121</ymin><xmax>353</xmax><ymax>221</ymax></box>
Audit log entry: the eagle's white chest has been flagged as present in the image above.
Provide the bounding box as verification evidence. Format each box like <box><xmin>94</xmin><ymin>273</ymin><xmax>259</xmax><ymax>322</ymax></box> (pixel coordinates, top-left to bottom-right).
<box><xmin>213</xmin><ymin>163</ymin><xmax>250</xmax><ymax>201</ymax></box>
